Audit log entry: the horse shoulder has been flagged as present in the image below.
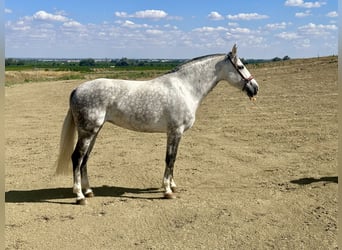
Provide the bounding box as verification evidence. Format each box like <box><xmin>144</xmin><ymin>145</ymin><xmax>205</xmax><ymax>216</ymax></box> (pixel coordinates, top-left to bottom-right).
<box><xmin>166</xmin><ymin>77</ymin><xmax>199</xmax><ymax>112</ymax></box>
<box><xmin>151</xmin><ymin>76</ymin><xmax>198</xmax><ymax>131</ymax></box>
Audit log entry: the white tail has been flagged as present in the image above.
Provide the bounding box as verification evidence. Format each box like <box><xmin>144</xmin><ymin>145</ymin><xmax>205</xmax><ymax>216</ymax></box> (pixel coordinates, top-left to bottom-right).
<box><xmin>55</xmin><ymin>109</ymin><xmax>76</xmax><ymax>175</ymax></box>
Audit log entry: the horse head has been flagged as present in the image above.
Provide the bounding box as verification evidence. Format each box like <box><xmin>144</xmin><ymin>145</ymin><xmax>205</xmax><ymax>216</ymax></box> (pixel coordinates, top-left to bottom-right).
<box><xmin>221</xmin><ymin>44</ymin><xmax>259</xmax><ymax>100</ymax></box>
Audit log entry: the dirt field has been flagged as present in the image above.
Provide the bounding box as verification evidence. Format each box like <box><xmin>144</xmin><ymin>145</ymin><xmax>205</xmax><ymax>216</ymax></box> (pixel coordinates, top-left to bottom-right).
<box><xmin>5</xmin><ymin>57</ymin><xmax>338</xmax><ymax>249</ymax></box>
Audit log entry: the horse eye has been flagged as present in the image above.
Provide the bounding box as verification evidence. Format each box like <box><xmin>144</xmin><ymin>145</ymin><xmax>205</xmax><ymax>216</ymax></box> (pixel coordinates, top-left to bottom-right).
<box><xmin>237</xmin><ymin>65</ymin><xmax>244</xmax><ymax>70</ymax></box>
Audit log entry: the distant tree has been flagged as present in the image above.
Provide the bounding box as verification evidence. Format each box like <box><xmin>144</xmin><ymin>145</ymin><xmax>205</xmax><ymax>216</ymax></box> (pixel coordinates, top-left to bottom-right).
<box><xmin>115</xmin><ymin>58</ymin><xmax>130</xmax><ymax>67</ymax></box>
<box><xmin>5</xmin><ymin>58</ymin><xmax>17</xmax><ymax>66</ymax></box>
<box><xmin>240</xmin><ymin>58</ymin><xmax>248</xmax><ymax>65</ymax></box>
<box><xmin>283</xmin><ymin>55</ymin><xmax>291</xmax><ymax>61</ymax></box>
<box><xmin>272</xmin><ymin>57</ymin><xmax>282</xmax><ymax>62</ymax></box>
<box><xmin>16</xmin><ymin>60</ymin><xmax>25</xmax><ymax>66</ymax></box>
<box><xmin>79</xmin><ymin>58</ymin><xmax>95</xmax><ymax>67</ymax></box>
<box><xmin>7</xmin><ymin>59</ymin><xmax>26</xmax><ymax>66</ymax></box>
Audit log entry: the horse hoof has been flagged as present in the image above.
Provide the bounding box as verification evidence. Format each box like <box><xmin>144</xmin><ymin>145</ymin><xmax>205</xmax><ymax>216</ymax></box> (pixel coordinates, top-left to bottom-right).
<box><xmin>76</xmin><ymin>199</ymin><xmax>87</xmax><ymax>205</ymax></box>
<box><xmin>164</xmin><ymin>192</ymin><xmax>176</xmax><ymax>199</ymax></box>
<box><xmin>171</xmin><ymin>187</ymin><xmax>177</xmax><ymax>193</ymax></box>
<box><xmin>85</xmin><ymin>192</ymin><xmax>94</xmax><ymax>198</ymax></box>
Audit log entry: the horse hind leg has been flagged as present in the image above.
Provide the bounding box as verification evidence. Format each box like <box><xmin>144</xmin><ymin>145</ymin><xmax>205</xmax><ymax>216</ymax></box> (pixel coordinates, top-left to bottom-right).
<box><xmin>80</xmin><ymin>131</ymin><xmax>101</xmax><ymax>198</ymax></box>
<box><xmin>72</xmin><ymin>129</ymin><xmax>99</xmax><ymax>205</ymax></box>
<box><xmin>81</xmin><ymin>165</ymin><xmax>94</xmax><ymax>198</ymax></box>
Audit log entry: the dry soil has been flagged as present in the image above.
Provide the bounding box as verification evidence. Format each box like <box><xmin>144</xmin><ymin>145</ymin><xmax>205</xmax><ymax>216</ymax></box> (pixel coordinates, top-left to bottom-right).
<box><xmin>5</xmin><ymin>57</ymin><xmax>338</xmax><ymax>249</ymax></box>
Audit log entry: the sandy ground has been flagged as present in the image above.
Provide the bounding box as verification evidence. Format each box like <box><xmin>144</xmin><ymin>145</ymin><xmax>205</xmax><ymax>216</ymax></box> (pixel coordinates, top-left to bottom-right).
<box><xmin>5</xmin><ymin>57</ymin><xmax>338</xmax><ymax>249</ymax></box>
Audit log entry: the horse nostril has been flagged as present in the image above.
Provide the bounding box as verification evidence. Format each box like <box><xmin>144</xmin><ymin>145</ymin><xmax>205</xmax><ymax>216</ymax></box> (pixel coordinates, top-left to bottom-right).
<box><xmin>253</xmin><ymin>84</ymin><xmax>259</xmax><ymax>95</ymax></box>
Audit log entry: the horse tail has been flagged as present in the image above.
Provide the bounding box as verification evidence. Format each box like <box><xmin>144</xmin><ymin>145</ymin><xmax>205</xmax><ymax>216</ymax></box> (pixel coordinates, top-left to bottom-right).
<box><xmin>55</xmin><ymin>108</ymin><xmax>76</xmax><ymax>175</ymax></box>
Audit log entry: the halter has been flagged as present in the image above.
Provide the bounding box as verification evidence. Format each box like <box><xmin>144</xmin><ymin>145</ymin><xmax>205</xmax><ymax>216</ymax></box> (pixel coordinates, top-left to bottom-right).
<box><xmin>227</xmin><ymin>53</ymin><xmax>254</xmax><ymax>91</ymax></box>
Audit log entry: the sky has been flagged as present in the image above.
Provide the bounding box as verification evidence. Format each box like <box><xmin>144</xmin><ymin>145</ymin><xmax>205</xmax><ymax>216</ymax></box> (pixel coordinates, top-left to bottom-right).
<box><xmin>4</xmin><ymin>0</ymin><xmax>339</xmax><ymax>59</ymax></box>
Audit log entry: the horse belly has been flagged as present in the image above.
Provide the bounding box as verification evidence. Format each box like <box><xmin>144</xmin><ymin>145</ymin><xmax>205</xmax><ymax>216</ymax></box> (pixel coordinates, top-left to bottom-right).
<box><xmin>106</xmin><ymin>103</ymin><xmax>168</xmax><ymax>133</ymax></box>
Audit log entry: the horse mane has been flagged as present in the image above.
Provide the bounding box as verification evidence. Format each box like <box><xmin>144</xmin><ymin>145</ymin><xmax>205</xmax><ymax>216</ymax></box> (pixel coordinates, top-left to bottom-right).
<box><xmin>166</xmin><ymin>54</ymin><xmax>226</xmax><ymax>74</ymax></box>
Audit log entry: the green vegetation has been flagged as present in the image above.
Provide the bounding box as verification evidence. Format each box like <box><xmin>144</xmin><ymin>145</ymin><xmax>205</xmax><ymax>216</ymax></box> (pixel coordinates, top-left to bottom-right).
<box><xmin>5</xmin><ymin>56</ymin><xmax>295</xmax><ymax>72</ymax></box>
<box><xmin>5</xmin><ymin>55</ymin><xmax>337</xmax><ymax>87</ymax></box>
<box><xmin>5</xmin><ymin>58</ymin><xmax>185</xmax><ymax>72</ymax></box>
<box><xmin>5</xmin><ymin>58</ymin><xmax>186</xmax><ymax>86</ymax></box>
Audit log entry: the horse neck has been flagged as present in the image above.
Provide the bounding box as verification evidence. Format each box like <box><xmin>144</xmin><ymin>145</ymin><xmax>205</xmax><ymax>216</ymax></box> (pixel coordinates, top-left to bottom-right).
<box><xmin>173</xmin><ymin>55</ymin><xmax>224</xmax><ymax>103</ymax></box>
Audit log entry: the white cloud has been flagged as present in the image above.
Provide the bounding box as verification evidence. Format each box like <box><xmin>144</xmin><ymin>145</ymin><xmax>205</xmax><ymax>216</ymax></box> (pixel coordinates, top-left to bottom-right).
<box><xmin>284</xmin><ymin>0</ymin><xmax>326</xmax><ymax>8</ymax></box>
<box><xmin>164</xmin><ymin>24</ymin><xmax>178</xmax><ymax>30</ymax></box>
<box><xmin>265</xmin><ymin>22</ymin><xmax>288</xmax><ymax>30</ymax></box>
<box><xmin>115</xmin><ymin>9</ymin><xmax>168</xmax><ymax>20</ymax></box>
<box><xmin>6</xmin><ymin>20</ymin><xmax>31</xmax><ymax>31</ymax></box>
<box><xmin>301</xmin><ymin>22</ymin><xmax>337</xmax><ymax>30</ymax></box>
<box><xmin>294</xmin><ymin>38</ymin><xmax>311</xmax><ymax>48</ymax></box>
<box><xmin>134</xmin><ymin>10</ymin><xmax>168</xmax><ymax>19</ymax></box>
<box><xmin>33</xmin><ymin>10</ymin><xmax>69</xmax><ymax>22</ymax></box>
<box><xmin>121</xmin><ymin>20</ymin><xmax>135</xmax><ymax>28</ymax></box>
<box><xmin>5</xmin><ymin>6</ymin><xmax>338</xmax><ymax>59</ymax></box>
<box><xmin>228</xmin><ymin>22</ymin><xmax>239</xmax><ymax>27</ymax></box>
<box><xmin>230</xmin><ymin>27</ymin><xmax>251</xmax><ymax>34</ymax></box>
<box><xmin>11</xmin><ymin>25</ymin><xmax>31</xmax><ymax>31</ymax></box>
<box><xmin>276</xmin><ymin>32</ymin><xmax>301</xmax><ymax>40</ymax></box>
<box><xmin>225</xmin><ymin>29</ymin><xmax>265</xmax><ymax>48</ymax></box>
<box><xmin>298</xmin><ymin>23</ymin><xmax>337</xmax><ymax>36</ymax></box>
<box><xmin>227</xmin><ymin>13</ymin><xmax>269</xmax><ymax>20</ymax></box>
<box><xmin>326</xmin><ymin>11</ymin><xmax>338</xmax><ymax>18</ymax></box>
<box><xmin>63</xmin><ymin>21</ymin><xmax>82</xmax><ymax>28</ymax></box>
<box><xmin>120</xmin><ymin>20</ymin><xmax>151</xmax><ymax>29</ymax></box>
<box><xmin>146</xmin><ymin>29</ymin><xmax>163</xmax><ymax>35</ymax></box>
<box><xmin>5</xmin><ymin>8</ymin><xmax>12</xmax><ymax>14</ymax></box>
<box><xmin>193</xmin><ymin>26</ymin><xmax>227</xmax><ymax>32</ymax></box>
<box><xmin>274</xmin><ymin>22</ymin><xmax>337</xmax><ymax>44</ymax></box>
<box><xmin>295</xmin><ymin>10</ymin><xmax>312</xmax><ymax>17</ymax></box>
<box><xmin>208</xmin><ymin>11</ymin><xmax>224</xmax><ymax>21</ymax></box>
<box><xmin>115</xmin><ymin>12</ymin><xmax>128</xmax><ymax>18</ymax></box>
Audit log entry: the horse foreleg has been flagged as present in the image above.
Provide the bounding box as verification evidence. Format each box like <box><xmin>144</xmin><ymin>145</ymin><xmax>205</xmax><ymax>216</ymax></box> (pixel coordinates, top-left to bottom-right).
<box><xmin>163</xmin><ymin>130</ymin><xmax>182</xmax><ymax>199</ymax></box>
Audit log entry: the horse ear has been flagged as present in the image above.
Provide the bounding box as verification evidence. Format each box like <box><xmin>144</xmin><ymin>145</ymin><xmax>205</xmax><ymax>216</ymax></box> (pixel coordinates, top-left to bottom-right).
<box><xmin>231</xmin><ymin>44</ymin><xmax>238</xmax><ymax>57</ymax></box>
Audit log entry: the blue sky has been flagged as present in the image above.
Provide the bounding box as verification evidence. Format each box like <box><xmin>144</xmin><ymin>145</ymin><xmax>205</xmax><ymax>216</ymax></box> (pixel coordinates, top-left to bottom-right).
<box><xmin>4</xmin><ymin>0</ymin><xmax>338</xmax><ymax>59</ymax></box>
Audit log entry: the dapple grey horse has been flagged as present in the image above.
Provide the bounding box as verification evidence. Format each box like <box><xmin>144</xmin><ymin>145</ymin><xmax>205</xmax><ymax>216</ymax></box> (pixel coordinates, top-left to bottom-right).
<box><xmin>55</xmin><ymin>44</ymin><xmax>259</xmax><ymax>204</ymax></box>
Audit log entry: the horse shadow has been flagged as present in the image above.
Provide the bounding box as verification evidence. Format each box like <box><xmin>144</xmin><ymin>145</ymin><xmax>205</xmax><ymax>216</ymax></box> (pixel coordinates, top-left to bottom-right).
<box><xmin>7</xmin><ymin>177</ymin><xmax>337</xmax><ymax>205</ymax></box>
<box><xmin>5</xmin><ymin>185</ymin><xmax>163</xmax><ymax>205</ymax></box>
<box><xmin>290</xmin><ymin>176</ymin><xmax>338</xmax><ymax>185</ymax></box>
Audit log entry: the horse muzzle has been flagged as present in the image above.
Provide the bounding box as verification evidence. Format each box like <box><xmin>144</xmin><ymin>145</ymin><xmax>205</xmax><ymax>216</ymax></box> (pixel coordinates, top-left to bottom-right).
<box><xmin>243</xmin><ymin>79</ymin><xmax>259</xmax><ymax>99</ymax></box>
